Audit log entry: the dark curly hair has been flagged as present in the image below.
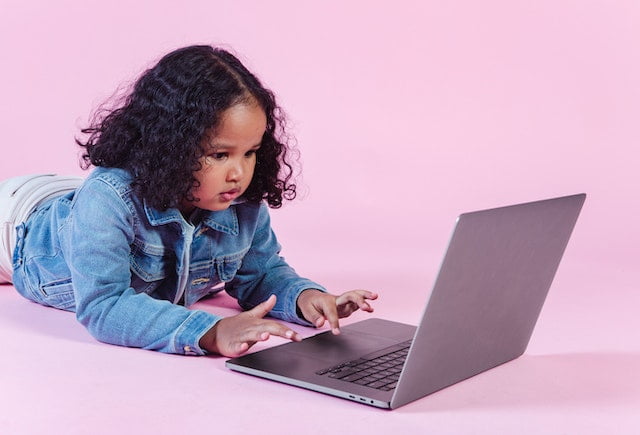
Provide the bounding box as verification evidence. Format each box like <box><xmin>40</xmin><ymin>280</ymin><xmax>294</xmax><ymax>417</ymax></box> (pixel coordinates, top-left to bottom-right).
<box><xmin>77</xmin><ymin>45</ymin><xmax>297</xmax><ymax>210</ymax></box>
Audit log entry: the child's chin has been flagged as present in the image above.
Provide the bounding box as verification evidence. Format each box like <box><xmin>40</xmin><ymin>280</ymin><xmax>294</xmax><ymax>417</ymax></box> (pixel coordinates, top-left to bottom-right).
<box><xmin>201</xmin><ymin>202</ymin><xmax>232</xmax><ymax>212</ymax></box>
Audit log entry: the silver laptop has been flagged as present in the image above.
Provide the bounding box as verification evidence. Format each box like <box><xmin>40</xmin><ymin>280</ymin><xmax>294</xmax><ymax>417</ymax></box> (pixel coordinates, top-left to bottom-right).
<box><xmin>226</xmin><ymin>193</ymin><xmax>586</xmax><ymax>409</ymax></box>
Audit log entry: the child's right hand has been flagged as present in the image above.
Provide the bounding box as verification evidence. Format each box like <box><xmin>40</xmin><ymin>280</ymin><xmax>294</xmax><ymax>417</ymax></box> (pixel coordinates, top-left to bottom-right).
<box><xmin>199</xmin><ymin>294</ymin><xmax>301</xmax><ymax>357</ymax></box>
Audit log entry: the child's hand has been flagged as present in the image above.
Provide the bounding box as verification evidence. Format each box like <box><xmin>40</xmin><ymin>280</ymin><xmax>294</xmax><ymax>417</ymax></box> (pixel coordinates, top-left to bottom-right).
<box><xmin>199</xmin><ymin>295</ymin><xmax>301</xmax><ymax>357</ymax></box>
<box><xmin>297</xmin><ymin>289</ymin><xmax>378</xmax><ymax>335</ymax></box>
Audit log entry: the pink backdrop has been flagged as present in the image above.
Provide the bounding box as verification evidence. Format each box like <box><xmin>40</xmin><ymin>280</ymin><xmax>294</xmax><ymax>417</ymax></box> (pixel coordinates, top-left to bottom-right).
<box><xmin>1</xmin><ymin>1</ymin><xmax>638</xmax><ymax>433</ymax></box>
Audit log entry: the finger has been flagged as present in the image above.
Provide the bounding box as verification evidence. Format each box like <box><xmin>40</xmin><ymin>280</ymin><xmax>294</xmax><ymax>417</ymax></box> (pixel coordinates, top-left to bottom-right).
<box><xmin>335</xmin><ymin>293</ymin><xmax>369</xmax><ymax>313</ymax></box>
<box><xmin>255</xmin><ymin>320</ymin><xmax>301</xmax><ymax>342</ymax></box>
<box><xmin>286</xmin><ymin>329</ymin><xmax>301</xmax><ymax>342</ymax></box>
<box><xmin>358</xmin><ymin>300</ymin><xmax>374</xmax><ymax>312</ymax></box>
<box><xmin>363</xmin><ymin>291</ymin><xmax>379</xmax><ymax>301</ymax></box>
<box><xmin>320</xmin><ymin>299</ymin><xmax>340</xmax><ymax>334</ymax></box>
<box><xmin>303</xmin><ymin>309</ymin><xmax>326</xmax><ymax>328</ymax></box>
<box><xmin>299</xmin><ymin>302</ymin><xmax>327</xmax><ymax>328</ymax></box>
<box><xmin>236</xmin><ymin>341</ymin><xmax>250</xmax><ymax>354</ymax></box>
<box><xmin>346</xmin><ymin>290</ymin><xmax>378</xmax><ymax>299</ymax></box>
<box><xmin>248</xmin><ymin>294</ymin><xmax>277</xmax><ymax>319</ymax></box>
<box><xmin>342</xmin><ymin>301</ymin><xmax>365</xmax><ymax>316</ymax></box>
<box><xmin>340</xmin><ymin>291</ymin><xmax>378</xmax><ymax>310</ymax></box>
<box><xmin>336</xmin><ymin>290</ymin><xmax>377</xmax><ymax>304</ymax></box>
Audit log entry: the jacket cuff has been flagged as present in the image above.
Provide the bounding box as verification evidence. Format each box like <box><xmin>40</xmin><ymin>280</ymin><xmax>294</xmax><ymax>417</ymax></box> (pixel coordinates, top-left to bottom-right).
<box><xmin>175</xmin><ymin>309</ymin><xmax>222</xmax><ymax>356</ymax></box>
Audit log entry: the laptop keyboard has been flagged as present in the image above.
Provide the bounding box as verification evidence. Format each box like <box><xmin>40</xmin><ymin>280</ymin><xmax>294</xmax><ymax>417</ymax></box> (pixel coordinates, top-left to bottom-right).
<box><xmin>315</xmin><ymin>340</ymin><xmax>412</xmax><ymax>391</ymax></box>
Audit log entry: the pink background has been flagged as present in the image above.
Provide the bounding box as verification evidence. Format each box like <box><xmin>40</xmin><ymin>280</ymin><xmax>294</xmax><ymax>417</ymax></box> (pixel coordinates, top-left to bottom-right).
<box><xmin>1</xmin><ymin>1</ymin><xmax>638</xmax><ymax>433</ymax></box>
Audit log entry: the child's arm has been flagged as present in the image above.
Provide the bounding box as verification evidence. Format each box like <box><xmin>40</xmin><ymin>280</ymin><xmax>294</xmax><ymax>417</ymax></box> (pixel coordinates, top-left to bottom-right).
<box><xmin>225</xmin><ymin>203</ymin><xmax>328</xmax><ymax>325</ymax></box>
<box><xmin>68</xmin><ymin>177</ymin><xmax>219</xmax><ymax>355</ymax></box>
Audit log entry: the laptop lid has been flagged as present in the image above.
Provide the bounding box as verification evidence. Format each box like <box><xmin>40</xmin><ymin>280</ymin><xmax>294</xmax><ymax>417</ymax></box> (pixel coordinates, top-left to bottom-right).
<box><xmin>390</xmin><ymin>193</ymin><xmax>586</xmax><ymax>408</ymax></box>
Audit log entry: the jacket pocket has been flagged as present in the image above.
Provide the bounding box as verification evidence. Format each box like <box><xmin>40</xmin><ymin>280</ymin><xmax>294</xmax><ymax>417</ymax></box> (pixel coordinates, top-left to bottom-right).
<box><xmin>130</xmin><ymin>239</ymin><xmax>174</xmax><ymax>283</ymax></box>
<box><xmin>38</xmin><ymin>278</ymin><xmax>76</xmax><ymax>311</ymax></box>
<box><xmin>214</xmin><ymin>248</ymin><xmax>248</xmax><ymax>282</ymax></box>
<box><xmin>19</xmin><ymin>244</ymin><xmax>76</xmax><ymax>311</ymax></box>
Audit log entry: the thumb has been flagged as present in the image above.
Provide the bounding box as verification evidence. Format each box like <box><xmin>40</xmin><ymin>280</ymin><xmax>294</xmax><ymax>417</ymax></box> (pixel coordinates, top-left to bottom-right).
<box><xmin>249</xmin><ymin>294</ymin><xmax>277</xmax><ymax>319</ymax></box>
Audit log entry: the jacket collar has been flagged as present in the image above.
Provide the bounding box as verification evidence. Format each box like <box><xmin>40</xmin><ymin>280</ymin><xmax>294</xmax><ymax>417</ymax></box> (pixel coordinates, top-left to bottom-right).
<box><xmin>200</xmin><ymin>207</ymin><xmax>239</xmax><ymax>235</ymax></box>
<box><xmin>143</xmin><ymin>200</ymin><xmax>240</xmax><ymax>236</ymax></box>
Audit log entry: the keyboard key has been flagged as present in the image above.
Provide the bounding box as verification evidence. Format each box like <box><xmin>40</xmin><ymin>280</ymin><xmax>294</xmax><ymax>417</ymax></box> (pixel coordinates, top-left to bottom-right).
<box><xmin>367</xmin><ymin>380</ymin><xmax>391</xmax><ymax>389</ymax></box>
<box><xmin>341</xmin><ymin>373</ymin><xmax>367</xmax><ymax>382</ymax></box>
<box><xmin>328</xmin><ymin>368</ymin><xmax>358</xmax><ymax>379</ymax></box>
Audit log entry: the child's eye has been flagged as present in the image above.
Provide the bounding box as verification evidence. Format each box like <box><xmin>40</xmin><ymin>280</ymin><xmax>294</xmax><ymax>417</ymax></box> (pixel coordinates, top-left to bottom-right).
<box><xmin>209</xmin><ymin>152</ymin><xmax>228</xmax><ymax>161</ymax></box>
<box><xmin>245</xmin><ymin>150</ymin><xmax>258</xmax><ymax>157</ymax></box>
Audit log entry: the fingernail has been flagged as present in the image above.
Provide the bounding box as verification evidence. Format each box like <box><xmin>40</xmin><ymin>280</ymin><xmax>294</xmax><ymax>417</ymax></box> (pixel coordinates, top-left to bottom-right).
<box><xmin>285</xmin><ymin>330</ymin><xmax>294</xmax><ymax>338</ymax></box>
<box><xmin>332</xmin><ymin>328</ymin><xmax>341</xmax><ymax>335</ymax></box>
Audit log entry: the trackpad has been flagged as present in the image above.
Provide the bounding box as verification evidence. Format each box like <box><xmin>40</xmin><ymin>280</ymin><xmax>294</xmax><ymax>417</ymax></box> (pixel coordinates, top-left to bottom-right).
<box><xmin>283</xmin><ymin>329</ymin><xmax>398</xmax><ymax>363</ymax></box>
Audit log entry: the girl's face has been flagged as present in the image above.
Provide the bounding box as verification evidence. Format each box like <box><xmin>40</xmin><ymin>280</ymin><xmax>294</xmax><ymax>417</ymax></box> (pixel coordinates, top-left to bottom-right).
<box><xmin>181</xmin><ymin>102</ymin><xmax>267</xmax><ymax>214</ymax></box>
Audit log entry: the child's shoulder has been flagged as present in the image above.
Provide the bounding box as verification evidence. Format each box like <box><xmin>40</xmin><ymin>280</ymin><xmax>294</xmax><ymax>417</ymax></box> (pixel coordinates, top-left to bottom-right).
<box><xmin>73</xmin><ymin>167</ymin><xmax>137</xmax><ymax>210</ymax></box>
<box><xmin>82</xmin><ymin>167</ymin><xmax>134</xmax><ymax>194</ymax></box>
<box><xmin>87</xmin><ymin>167</ymin><xmax>133</xmax><ymax>183</ymax></box>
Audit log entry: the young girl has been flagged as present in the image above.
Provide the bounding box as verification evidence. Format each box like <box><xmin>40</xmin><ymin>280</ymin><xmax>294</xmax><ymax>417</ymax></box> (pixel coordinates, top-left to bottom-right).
<box><xmin>0</xmin><ymin>45</ymin><xmax>377</xmax><ymax>357</ymax></box>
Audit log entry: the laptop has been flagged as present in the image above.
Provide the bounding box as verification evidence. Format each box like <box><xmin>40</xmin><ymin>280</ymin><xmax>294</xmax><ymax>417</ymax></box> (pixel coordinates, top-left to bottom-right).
<box><xmin>226</xmin><ymin>193</ymin><xmax>586</xmax><ymax>409</ymax></box>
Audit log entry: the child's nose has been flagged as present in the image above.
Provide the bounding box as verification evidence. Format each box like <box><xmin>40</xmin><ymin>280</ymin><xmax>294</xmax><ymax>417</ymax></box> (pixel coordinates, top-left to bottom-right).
<box><xmin>227</xmin><ymin>161</ymin><xmax>244</xmax><ymax>181</ymax></box>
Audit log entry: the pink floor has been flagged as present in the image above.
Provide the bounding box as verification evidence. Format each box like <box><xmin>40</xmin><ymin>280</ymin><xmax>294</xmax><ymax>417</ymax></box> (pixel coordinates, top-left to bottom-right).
<box><xmin>2</xmin><ymin>252</ymin><xmax>638</xmax><ymax>434</ymax></box>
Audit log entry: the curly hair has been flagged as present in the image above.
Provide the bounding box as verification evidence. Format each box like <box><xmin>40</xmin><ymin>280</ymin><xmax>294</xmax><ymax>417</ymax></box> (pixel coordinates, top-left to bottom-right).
<box><xmin>77</xmin><ymin>45</ymin><xmax>297</xmax><ymax>210</ymax></box>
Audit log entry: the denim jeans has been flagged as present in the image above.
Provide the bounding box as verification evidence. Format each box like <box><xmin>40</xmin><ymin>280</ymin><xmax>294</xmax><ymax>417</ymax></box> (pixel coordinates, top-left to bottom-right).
<box><xmin>0</xmin><ymin>174</ymin><xmax>83</xmax><ymax>283</ymax></box>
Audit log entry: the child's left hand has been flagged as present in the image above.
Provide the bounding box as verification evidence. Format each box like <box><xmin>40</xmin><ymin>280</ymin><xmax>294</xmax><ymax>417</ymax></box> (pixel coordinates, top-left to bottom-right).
<box><xmin>297</xmin><ymin>289</ymin><xmax>378</xmax><ymax>335</ymax></box>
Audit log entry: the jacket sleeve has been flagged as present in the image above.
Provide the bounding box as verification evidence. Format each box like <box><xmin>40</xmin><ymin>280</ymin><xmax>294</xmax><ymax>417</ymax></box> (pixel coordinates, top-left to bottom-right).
<box><xmin>67</xmin><ymin>178</ymin><xmax>218</xmax><ymax>355</ymax></box>
<box><xmin>225</xmin><ymin>203</ymin><xmax>327</xmax><ymax>325</ymax></box>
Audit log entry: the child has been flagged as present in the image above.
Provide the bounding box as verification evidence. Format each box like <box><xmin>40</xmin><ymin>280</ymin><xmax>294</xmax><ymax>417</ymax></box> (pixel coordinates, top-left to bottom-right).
<box><xmin>0</xmin><ymin>45</ymin><xmax>377</xmax><ymax>357</ymax></box>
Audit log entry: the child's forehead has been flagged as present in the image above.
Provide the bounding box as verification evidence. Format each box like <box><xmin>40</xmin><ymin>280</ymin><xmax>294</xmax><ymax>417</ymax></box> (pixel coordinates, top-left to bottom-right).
<box><xmin>200</xmin><ymin>133</ymin><xmax>230</xmax><ymax>149</ymax></box>
<box><xmin>201</xmin><ymin>102</ymin><xmax>267</xmax><ymax>148</ymax></box>
<box><xmin>199</xmin><ymin>130</ymin><xmax>263</xmax><ymax>150</ymax></box>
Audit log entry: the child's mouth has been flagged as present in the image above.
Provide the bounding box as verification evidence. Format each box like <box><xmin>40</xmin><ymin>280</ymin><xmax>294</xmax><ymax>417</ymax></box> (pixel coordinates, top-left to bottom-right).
<box><xmin>220</xmin><ymin>188</ymin><xmax>240</xmax><ymax>202</ymax></box>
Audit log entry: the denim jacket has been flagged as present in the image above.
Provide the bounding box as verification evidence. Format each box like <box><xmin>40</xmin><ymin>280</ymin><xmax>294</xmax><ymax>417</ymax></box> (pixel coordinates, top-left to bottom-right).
<box><xmin>11</xmin><ymin>167</ymin><xmax>325</xmax><ymax>355</ymax></box>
